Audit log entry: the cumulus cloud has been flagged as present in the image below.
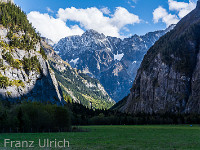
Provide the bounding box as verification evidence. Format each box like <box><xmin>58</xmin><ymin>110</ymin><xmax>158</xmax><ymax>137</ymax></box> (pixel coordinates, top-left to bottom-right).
<box><xmin>27</xmin><ymin>12</ymin><xmax>84</xmax><ymax>43</ymax></box>
<box><xmin>28</xmin><ymin>7</ymin><xmax>140</xmax><ymax>43</ymax></box>
<box><xmin>57</xmin><ymin>7</ymin><xmax>140</xmax><ymax>38</ymax></box>
<box><xmin>111</xmin><ymin>7</ymin><xmax>140</xmax><ymax>28</ymax></box>
<box><xmin>168</xmin><ymin>0</ymin><xmax>196</xmax><ymax>18</ymax></box>
<box><xmin>153</xmin><ymin>0</ymin><xmax>196</xmax><ymax>27</ymax></box>
<box><xmin>153</xmin><ymin>6</ymin><xmax>179</xmax><ymax>27</ymax></box>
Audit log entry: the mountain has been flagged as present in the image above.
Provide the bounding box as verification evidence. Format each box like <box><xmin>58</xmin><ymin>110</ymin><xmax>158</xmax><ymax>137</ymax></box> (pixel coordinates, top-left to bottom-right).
<box><xmin>42</xmin><ymin>37</ymin><xmax>55</xmax><ymax>47</ymax></box>
<box><xmin>54</xmin><ymin>26</ymin><xmax>175</xmax><ymax>102</ymax></box>
<box><xmin>41</xmin><ymin>38</ymin><xmax>115</xmax><ymax>109</ymax></box>
<box><xmin>0</xmin><ymin>2</ymin><xmax>63</xmax><ymax>104</ymax></box>
<box><xmin>118</xmin><ymin>0</ymin><xmax>200</xmax><ymax>114</ymax></box>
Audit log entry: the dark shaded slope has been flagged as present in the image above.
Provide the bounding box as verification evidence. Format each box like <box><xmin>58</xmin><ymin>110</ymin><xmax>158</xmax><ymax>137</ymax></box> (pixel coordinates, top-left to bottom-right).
<box><xmin>119</xmin><ymin>1</ymin><xmax>200</xmax><ymax>114</ymax></box>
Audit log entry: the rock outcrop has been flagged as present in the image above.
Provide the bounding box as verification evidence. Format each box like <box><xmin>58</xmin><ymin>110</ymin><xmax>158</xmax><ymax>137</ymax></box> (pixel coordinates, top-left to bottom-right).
<box><xmin>119</xmin><ymin>0</ymin><xmax>200</xmax><ymax>114</ymax></box>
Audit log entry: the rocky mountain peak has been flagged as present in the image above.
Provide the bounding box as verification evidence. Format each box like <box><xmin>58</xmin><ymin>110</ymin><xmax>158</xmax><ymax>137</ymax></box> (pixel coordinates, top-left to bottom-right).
<box><xmin>83</xmin><ymin>29</ymin><xmax>106</xmax><ymax>39</ymax></box>
<box><xmin>84</xmin><ymin>29</ymin><xmax>100</xmax><ymax>35</ymax></box>
<box><xmin>42</xmin><ymin>37</ymin><xmax>55</xmax><ymax>46</ymax></box>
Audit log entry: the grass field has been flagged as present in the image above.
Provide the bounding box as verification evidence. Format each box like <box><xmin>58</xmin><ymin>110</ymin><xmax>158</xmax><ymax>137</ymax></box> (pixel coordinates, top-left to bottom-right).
<box><xmin>0</xmin><ymin>125</ymin><xmax>200</xmax><ymax>150</ymax></box>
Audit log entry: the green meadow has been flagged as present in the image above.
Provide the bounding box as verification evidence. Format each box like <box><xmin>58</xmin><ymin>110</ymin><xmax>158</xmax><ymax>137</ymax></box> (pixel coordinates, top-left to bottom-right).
<box><xmin>0</xmin><ymin>125</ymin><xmax>200</xmax><ymax>150</ymax></box>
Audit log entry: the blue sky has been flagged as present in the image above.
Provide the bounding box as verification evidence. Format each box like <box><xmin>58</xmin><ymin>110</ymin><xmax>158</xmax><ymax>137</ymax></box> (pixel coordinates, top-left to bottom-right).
<box><xmin>14</xmin><ymin>0</ymin><xmax>197</xmax><ymax>43</ymax></box>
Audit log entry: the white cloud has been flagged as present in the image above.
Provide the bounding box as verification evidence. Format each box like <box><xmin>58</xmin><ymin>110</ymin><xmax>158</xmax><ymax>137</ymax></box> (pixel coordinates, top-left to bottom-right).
<box><xmin>57</xmin><ymin>7</ymin><xmax>140</xmax><ymax>38</ymax></box>
<box><xmin>153</xmin><ymin>6</ymin><xmax>179</xmax><ymax>27</ymax></box>
<box><xmin>153</xmin><ymin>6</ymin><xmax>168</xmax><ymax>23</ymax></box>
<box><xmin>153</xmin><ymin>0</ymin><xmax>196</xmax><ymax>27</ymax></box>
<box><xmin>28</xmin><ymin>7</ymin><xmax>140</xmax><ymax>43</ymax></box>
<box><xmin>46</xmin><ymin>7</ymin><xmax>54</xmax><ymax>13</ymax></box>
<box><xmin>100</xmin><ymin>7</ymin><xmax>111</xmax><ymax>15</ymax></box>
<box><xmin>27</xmin><ymin>11</ymin><xmax>84</xmax><ymax>43</ymax></box>
<box><xmin>162</xmin><ymin>14</ymin><xmax>179</xmax><ymax>27</ymax></box>
<box><xmin>168</xmin><ymin>0</ymin><xmax>196</xmax><ymax>18</ymax></box>
<box><xmin>111</xmin><ymin>7</ymin><xmax>140</xmax><ymax>28</ymax></box>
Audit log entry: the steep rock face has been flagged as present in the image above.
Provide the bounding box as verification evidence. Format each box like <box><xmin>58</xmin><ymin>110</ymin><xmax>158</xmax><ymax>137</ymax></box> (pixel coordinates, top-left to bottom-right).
<box><xmin>186</xmin><ymin>49</ymin><xmax>200</xmax><ymax>113</ymax></box>
<box><xmin>54</xmin><ymin>26</ymin><xmax>174</xmax><ymax>102</ymax></box>
<box><xmin>0</xmin><ymin>3</ymin><xmax>63</xmax><ymax>104</ymax></box>
<box><xmin>119</xmin><ymin>1</ymin><xmax>200</xmax><ymax>114</ymax></box>
<box><xmin>41</xmin><ymin>38</ymin><xmax>115</xmax><ymax>109</ymax></box>
<box><xmin>0</xmin><ymin>28</ymin><xmax>63</xmax><ymax>103</ymax></box>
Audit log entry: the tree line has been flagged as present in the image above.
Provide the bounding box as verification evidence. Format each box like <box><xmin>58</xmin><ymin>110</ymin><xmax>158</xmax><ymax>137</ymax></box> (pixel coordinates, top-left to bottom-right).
<box><xmin>0</xmin><ymin>101</ymin><xmax>70</xmax><ymax>133</ymax></box>
<box><xmin>0</xmin><ymin>100</ymin><xmax>200</xmax><ymax>133</ymax></box>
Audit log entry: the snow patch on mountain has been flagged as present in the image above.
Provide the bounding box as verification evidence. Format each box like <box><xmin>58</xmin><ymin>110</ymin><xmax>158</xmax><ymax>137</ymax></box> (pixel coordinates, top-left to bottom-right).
<box><xmin>70</xmin><ymin>58</ymin><xmax>79</xmax><ymax>65</ymax></box>
<box><xmin>114</xmin><ymin>52</ymin><xmax>124</xmax><ymax>61</ymax></box>
<box><xmin>55</xmin><ymin>51</ymin><xmax>59</xmax><ymax>54</ymax></box>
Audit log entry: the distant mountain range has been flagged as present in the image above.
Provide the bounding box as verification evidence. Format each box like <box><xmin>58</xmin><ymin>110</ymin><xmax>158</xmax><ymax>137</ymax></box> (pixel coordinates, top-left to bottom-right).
<box><xmin>54</xmin><ymin>25</ymin><xmax>175</xmax><ymax>102</ymax></box>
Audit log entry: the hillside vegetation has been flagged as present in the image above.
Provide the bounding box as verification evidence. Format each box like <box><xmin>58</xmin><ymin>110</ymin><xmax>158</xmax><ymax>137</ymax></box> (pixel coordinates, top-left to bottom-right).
<box><xmin>0</xmin><ymin>2</ymin><xmax>40</xmax><ymax>50</ymax></box>
<box><xmin>50</xmin><ymin>58</ymin><xmax>115</xmax><ymax>109</ymax></box>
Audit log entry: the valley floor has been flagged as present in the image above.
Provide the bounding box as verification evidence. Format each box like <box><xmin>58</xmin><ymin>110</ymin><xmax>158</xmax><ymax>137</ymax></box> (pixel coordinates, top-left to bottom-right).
<box><xmin>0</xmin><ymin>125</ymin><xmax>200</xmax><ymax>150</ymax></box>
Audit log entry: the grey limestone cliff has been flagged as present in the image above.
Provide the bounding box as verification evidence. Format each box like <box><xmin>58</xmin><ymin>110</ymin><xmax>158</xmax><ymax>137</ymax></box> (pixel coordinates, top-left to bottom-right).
<box><xmin>119</xmin><ymin>1</ymin><xmax>200</xmax><ymax>114</ymax></box>
<box><xmin>0</xmin><ymin>27</ymin><xmax>63</xmax><ymax>104</ymax></box>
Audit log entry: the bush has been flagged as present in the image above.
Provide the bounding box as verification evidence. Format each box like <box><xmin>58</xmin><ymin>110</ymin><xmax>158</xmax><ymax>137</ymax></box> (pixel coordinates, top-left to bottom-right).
<box><xmin>11</xmin><ymin>80</ymin><xmax>25</xmax><ymax>87</ymax></box>
<box><xmin>0</xmin><ymin>59</ymin><xmax>3</xmax><ymax>68</ymax></box>
<box><xmin>2</xmin><ymin>52</ymin><xmax>20</xmax><ymax>69</ymax></box>
<box><xmin>0</xmin><ymin>76</ymin><xmax>9</xmax><ymax>88</ymax></box>
<box><xmin>22</xmin><ymin>56</ymin><xmax>40</xmax><ymax>73</ymax></box>
<box><xmin>40</xmin><ymin>47</ymin><xmax>47</xmax><ymax>59</ymax></box>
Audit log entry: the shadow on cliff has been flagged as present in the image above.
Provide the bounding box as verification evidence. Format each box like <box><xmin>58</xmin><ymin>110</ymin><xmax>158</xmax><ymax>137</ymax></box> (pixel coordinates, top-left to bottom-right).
<box><xmin>0</xmin><ymin>66</ymin><xmax>64</xmax><ymax>105</ymax></box>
